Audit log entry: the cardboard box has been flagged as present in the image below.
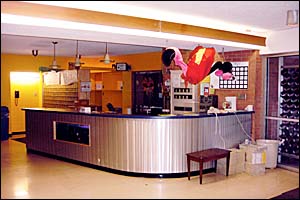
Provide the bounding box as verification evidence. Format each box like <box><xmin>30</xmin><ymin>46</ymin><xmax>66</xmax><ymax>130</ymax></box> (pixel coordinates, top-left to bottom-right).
<box><xmin>217</xmin><ymin>148</ymin><xmax>246</xmax><ymax>176</ymax></box>
<box><xmin>239</xmin><ymin>144</ymin><xmax>267</xmax><ymax>164</ymax></box>
<box><xmin>238</xmin><ymin>144</ymin><xmax>267</xmax><ymax>176</ymax></box>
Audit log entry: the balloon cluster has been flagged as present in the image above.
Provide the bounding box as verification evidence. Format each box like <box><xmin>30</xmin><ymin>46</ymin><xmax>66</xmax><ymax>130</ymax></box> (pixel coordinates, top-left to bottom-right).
<box><xmin>162</xmin><ymin>46</ymin><xmax>234</xmax><ymax>86</ymax></box>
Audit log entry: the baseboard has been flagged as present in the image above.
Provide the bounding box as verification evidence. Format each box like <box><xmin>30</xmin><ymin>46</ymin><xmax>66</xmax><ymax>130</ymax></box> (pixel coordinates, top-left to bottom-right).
<box><xmin>278</xmin><ymin>164</ymin><xmax>299</xmax><ymax>173</ymax></box>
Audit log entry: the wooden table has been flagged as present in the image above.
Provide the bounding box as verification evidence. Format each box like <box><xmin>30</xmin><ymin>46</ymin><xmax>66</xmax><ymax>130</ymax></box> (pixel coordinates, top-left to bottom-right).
<box><xmin>186</xmin><ymin>148</ymin><xmax>231</xmax><ymax>184</ymax></box>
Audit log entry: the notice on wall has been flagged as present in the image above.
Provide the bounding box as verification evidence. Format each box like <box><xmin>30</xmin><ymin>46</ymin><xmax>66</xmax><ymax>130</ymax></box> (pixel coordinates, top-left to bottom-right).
<box><xmin>60</xmin><ymin>69</ymin><xmax>78</xmax><ymax>85</ymax></box>
<box><xmin>210</xmin><ymin>72</ymin><xmax>220</xmax><ymax>89</ymax></box>
<box><xmin>80</xmin><ymin>81</ymin><xmax>91</xmax><ymax>92</ymax></box>
<box><xmin>43</xmin><ymin>71</ymin><xmax>60</xmax><ymax>85</ymax></box>
<box><xmin>172</xmin><ymin>74</ymin><xmax>181</xmax><ymax>87</ymax></box>
<box><xmin>200</xmin><ymin>82</ymin><xmax>210</xmax><ymax>95</ymax></box>
<box><xmin>95</xmin><ymin>81</ymin><xmax>103</xmax><ymax>90</ymax></box>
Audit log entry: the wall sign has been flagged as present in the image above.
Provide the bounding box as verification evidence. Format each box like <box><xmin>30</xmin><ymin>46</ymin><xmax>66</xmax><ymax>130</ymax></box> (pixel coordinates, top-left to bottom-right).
<box><xmin>219</xmin><ymin>61</ymin><xmax>249</xmax><ymax>89</ymax></box>
<box><xmin>80</xmin><ymin>81</ymin><xmax>91</xmax><ymax>92</ymax></box>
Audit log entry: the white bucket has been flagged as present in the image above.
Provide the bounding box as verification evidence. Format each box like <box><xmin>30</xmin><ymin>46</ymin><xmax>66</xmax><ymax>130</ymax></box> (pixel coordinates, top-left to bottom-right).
<box><xmin>256</xmin><ymin>139</ymin><xmax>280</xmax><ymax>168</ymax></box>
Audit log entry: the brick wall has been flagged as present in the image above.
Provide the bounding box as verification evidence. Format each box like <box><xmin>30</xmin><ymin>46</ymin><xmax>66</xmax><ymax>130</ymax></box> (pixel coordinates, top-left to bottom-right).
<box><xmin>214</xmin><ymin>50</ymin><xmax>263</xmax><ymax>139</ymax></box>
<box><xmin>161</xmin><ymin>48</ymin><xmax>264</xmax><ymax>139</ymax></box>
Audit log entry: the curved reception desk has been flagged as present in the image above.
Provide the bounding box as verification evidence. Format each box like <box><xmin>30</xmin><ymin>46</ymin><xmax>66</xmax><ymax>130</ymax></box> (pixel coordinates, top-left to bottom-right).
<box><xmin>23</xmin><ymin>108</ymin><xmax>253</xmax><ymax>177</ymax></box>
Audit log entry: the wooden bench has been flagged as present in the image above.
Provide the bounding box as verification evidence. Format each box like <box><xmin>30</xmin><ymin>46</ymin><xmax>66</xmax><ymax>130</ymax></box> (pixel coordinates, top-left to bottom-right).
<box><xmin>186</xmin><ymin>148</ymin><xmax>231</xmax><ymax>184</ymax></box>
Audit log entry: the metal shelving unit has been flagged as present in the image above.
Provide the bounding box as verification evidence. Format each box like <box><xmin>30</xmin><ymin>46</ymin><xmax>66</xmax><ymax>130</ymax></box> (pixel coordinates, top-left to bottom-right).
<box><xmin>170</xmin><ymin>70</ymin><xmax>199</xmax><ymax>114</ymax></box>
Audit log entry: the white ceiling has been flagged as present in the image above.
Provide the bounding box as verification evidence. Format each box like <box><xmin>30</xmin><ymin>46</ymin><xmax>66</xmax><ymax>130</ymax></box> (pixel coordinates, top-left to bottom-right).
<box><xmin>1</xmin><ymin>1</ymin><xmax>299</xmax><ymax>57</ymax></box>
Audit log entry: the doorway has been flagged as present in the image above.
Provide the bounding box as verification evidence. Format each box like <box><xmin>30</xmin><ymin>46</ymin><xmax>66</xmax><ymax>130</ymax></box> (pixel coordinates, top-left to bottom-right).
<box><xmin>265</xmin><ymin>55</ymin><xmax>299</xmax><ymax>172</ymax></box>
<box><xmin>132</xmin><ymin>70</ymin><xmax>163</xmax><ymax>114</ymax></box>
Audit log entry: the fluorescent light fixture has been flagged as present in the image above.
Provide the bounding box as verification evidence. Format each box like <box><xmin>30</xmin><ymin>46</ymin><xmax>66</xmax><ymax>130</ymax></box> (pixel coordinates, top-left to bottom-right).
<box><xmin>10</xmin><ymin>72</ymin><xmax>40</xmax><ymax>85</ymax></box>
<box><xmin>24</xmin><ymin>1</ymin><xmax>268</xmax><ymax>37</ymax></box>
<box><xmin>286</xmin><ymin>10</ymin><xmax>299</xmax><ymax>26</ymax></box>
<box><xmin>1</xmin><ymin>14</ymin><xmax>264</xmax><ymax>50</ymax></box>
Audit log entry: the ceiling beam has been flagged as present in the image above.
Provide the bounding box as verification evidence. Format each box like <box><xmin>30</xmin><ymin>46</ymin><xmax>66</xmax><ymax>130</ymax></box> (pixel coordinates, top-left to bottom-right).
<box><xmin>1</xmin><ymin>1</ymin><xmax>266</xmax><ymax>46</ymax></box>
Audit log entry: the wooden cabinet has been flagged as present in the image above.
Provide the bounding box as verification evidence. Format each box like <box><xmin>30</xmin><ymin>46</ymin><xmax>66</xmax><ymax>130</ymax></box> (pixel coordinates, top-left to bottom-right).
<box><xmin>90</xmin><ymin>73</ymin><xmax>103</xmax><ymax>108</ymax></box>
<box><xmin>90</xmin><ymin>71</ymin><xmax>123</xmax><ymax>112</ymax></box>
<box><xmin>77</xmin><ymin>69</ymin><xmax>90</xmax><ymax>101</ymax></box>
<box><xmin>42</xmin><ymin>70</ymin><xmax>124</xmax><ymax>111</ymax></box>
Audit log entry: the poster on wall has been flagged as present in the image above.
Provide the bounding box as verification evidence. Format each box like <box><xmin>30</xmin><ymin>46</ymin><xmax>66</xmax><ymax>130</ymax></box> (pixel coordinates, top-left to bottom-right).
<box><xmin>210</xmin><ymin>71</ymin><xmax>220</xmax><ymax>89</ymax></box>
<box><xmin>60</xmin><ymin>70</ymin><xmax>77</xmax><ymax>85</ymax></box>
<box><xmin>132</xmin><ymin>70</ymin><xmax>163</xmax><ymax>114</ymax></box>
<box><xmin>80</xmin><ymin>81</ymin><xmax>91</xmax><ymax>92</ymax></box>
<box><xmin>219</xmin><ymin>61</ymin><xmax>249</xmax><ymax>89</ymax></box>
<box><xmin>43</xmin><ymin>71</ymin><xmax>60</xmax><ymax>85</ymax></box>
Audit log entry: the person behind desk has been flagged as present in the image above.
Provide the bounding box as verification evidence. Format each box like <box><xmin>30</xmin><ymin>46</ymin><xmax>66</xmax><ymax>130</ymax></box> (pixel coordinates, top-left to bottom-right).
<box><xmin>106</xmin><ymin>103</ymin><xmax>115</xmax><ymax>112</ymax></box>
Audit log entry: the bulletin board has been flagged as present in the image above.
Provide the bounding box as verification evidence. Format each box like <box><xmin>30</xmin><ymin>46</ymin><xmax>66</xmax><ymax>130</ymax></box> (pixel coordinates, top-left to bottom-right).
<box><xmin>219</xmin><ymin>61</ymin><xmax>249</xmax><ymax>89</ymax></box>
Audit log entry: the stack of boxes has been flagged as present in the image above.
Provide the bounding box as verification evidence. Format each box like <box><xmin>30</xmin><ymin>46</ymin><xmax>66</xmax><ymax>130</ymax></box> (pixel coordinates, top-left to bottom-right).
<box><xmin>217</xmin><ymin>144</ymin><xmax>267</xmax><ymax>176</ymax></box>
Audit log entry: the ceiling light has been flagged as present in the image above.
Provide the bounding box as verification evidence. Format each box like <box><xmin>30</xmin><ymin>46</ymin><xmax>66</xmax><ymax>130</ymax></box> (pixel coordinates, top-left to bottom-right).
<box><xmin>286</xmin><ymin>10</ymin><xmax>299</xmax><ymax>26</ymax></box>
<box><xmin>73</xmin><ymin>40</ymin><xmax>84</xmax><ymax>69</ymax></box>
<box><xmin>74</xmin><ymin>41</ymin><xmax>81</xmax><ymax>67</ymax></box>
<box><xmin>100</xmin><ymin>42</ymin><xmax>115</xmax><ymax>64</ymax></box>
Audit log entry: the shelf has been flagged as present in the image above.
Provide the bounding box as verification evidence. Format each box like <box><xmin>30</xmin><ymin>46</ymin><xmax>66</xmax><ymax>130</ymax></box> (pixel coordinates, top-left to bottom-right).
<box><xmin>43</xmin><ymin>83</ymin><xmax>78</xmax><ymax>108</ymax></box>
<box><xmin>102</xmin><ymin>89</ymin><xmax>122</xmax><ymax>91</ymax></box>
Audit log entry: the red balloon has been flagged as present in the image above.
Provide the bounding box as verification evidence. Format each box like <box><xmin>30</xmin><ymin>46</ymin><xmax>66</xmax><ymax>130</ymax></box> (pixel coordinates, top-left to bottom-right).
<box><xmin>181</xmin><ymin>46</ymin><xmax>216</xmax><ymax>86</ymax></box>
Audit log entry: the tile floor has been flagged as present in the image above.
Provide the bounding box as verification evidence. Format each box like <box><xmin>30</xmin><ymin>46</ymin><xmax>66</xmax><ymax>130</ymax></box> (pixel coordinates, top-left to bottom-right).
<box><xmin>1</xmin><ymin>138</ymin><xmax>299</xmax><ymax>199</ymax></box>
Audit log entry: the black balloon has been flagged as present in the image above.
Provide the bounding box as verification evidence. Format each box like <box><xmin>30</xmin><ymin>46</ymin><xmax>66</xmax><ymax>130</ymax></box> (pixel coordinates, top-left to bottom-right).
<box><xmin>161</xmin><ymin>49</ymin><xmax>175</xmax><ymax>67</ymax></box>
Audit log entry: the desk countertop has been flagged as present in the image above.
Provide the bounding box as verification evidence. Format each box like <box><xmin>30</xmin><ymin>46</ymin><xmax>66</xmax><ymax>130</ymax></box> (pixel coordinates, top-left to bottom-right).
<box><xmin>22</xmin><ymin>107</ymin><xmax>254</xmax><ymax>119</ymax></box>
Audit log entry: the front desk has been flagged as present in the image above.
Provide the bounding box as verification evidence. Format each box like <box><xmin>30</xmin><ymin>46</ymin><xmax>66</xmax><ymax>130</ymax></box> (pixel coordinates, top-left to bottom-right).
<box><xmin>23</xmin><ymin>108</ymin><xmax>253</xmax><ymax>177</ymax></box>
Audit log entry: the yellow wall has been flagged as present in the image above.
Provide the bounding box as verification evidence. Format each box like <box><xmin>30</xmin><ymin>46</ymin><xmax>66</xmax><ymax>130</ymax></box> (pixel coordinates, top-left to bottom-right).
<box><xmin>10</xmin><ymin>72</ymin><xmax>41</xmax><ymax>132</ymax></box>
<box><xmin>115</xmin><ymin>51</ymin><xmax>163</xmax><ymax>71</ymax></box>
<box><xmin>86</xmin><ymin>51</ymin><xmax>163</xmax><ymax>112</ymax></box>
<box><xmin>1</xmin><ymin>51</ymin><xmax>163</xmax><ymax>133</ymax></box>
<box><xmin>1</xmin><ymin>54</ymin><xmax>71</xmax><ymax>133</ymax></box>
<box><xmin>1</xmin><ymin>54</ymin><xmax>72</xmax><ymax>106</ymax></box>
<box><xmin>79</xmin><ymin>51</ymin><xmax>163</xmax><ymax>71</ymax></box>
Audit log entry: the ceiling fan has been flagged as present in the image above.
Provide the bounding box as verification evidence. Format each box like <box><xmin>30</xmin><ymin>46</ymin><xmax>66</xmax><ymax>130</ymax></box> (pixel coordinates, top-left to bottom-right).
<box><xmin>39</xmin><ymin>41</ymin><xmax>62</xmax><ymax>72</ymax></box>
<box><xmin>69</xmin><ymin>40</ymin><xmax>85</xmax><ymax>70</ymax></box>
<box><xmin>99</xmin><ymin>42</ymin><xmax>115</xmax><ymax>64</ymax></box>
<box><xmin>49</xmin><ymin>41</ymin><xmax>61</xmax><ymax>69</ymax></box>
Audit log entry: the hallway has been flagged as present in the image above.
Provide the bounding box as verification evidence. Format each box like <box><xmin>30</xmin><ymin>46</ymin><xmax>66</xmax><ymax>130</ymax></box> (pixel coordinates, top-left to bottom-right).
<box><xmin>1</xmin><ymin>138</ymin><xmax>299</xmax><ymax>199</ymax></box>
